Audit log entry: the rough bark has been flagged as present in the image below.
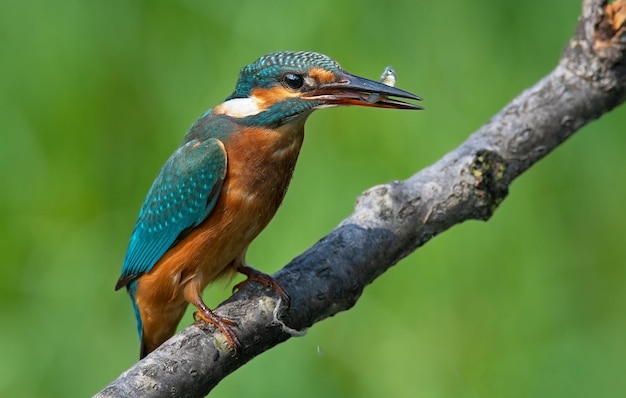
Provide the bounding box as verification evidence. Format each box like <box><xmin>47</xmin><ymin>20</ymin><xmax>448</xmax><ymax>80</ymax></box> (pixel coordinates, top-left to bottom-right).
<box><xmin>95</xmin><ymin>1</ymin><xmax>626</xmax><ymax>397</ymax></box>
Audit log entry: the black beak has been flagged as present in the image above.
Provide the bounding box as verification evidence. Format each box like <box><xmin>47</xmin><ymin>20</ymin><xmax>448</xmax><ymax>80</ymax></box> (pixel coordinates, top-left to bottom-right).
<box><xmin>303</xmin><ymin>71</ymin><xmax>423</xmax><ymax>110</ymax></box>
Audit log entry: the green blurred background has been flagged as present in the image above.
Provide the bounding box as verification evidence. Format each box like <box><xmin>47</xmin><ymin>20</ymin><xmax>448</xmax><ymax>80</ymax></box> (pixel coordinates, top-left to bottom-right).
<box><xmin>2</xmin><ymin>0</ymin><xmax>625</xmax><ymax>397</ymax></box>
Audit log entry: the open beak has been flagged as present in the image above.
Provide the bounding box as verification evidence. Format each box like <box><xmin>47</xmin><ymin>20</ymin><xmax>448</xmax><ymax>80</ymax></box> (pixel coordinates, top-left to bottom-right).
<box><xmin>303</xmin><ymin>71</ymin><xmax>423</xmax><ymax>110</ymax></box>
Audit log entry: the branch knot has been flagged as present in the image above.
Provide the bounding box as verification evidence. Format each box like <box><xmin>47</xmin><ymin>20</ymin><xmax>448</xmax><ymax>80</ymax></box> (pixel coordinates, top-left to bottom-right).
<box><xmin>471</xmin><ymin>150</ymin><xmax>509</xmax><ymax>220</ymax></box>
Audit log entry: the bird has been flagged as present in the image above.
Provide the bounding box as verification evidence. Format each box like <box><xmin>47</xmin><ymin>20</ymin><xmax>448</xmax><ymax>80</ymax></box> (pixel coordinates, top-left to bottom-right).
<box><xmin>115</xmin><ymin>51</ymin><xmax>423</xmax><ymax>359</ymax></box>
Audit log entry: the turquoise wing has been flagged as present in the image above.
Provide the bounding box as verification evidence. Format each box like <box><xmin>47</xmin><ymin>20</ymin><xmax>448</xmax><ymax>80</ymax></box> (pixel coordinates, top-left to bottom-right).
<box><xmin>116</xmin><ymin>137</ymin><xmax>227</xmax><ymax>289</ymax></box>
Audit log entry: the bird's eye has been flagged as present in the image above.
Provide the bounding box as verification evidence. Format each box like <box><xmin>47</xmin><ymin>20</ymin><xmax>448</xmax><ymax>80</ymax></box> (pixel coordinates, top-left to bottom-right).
<box><xmin>282</xmin><ymin>73</ymin><xmax>304</xmax><ymax>90</ymax></box>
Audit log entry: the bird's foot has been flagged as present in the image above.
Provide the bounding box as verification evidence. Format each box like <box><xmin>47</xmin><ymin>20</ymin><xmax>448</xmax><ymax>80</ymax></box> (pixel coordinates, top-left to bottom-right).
<box><xmin>233</xmin><ymin>265</ymin><xmax>291</xmax><ymax>307</ymax></box>
<box><xmin>193</xmin><ymin>305</ymin><xmax>240</xmax><ymax>353</ymax></box>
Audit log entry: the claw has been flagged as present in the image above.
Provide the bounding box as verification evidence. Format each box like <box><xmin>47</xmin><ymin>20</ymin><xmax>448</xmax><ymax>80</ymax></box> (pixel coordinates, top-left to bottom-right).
<box><xmin>193</xmin><ymin>303</ymin><xmax>240</xmax><ymax>353</ymax></box>
<box><xmin>233</xmin><ymin>265</ymin><xmax>291</xmax><ymax>308</ymax></box>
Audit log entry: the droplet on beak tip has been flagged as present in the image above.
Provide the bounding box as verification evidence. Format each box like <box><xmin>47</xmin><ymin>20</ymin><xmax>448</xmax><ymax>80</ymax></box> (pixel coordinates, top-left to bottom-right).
<box><xmin>380</xmin><ymin>66</ymin><xmax>397</xmax><ymax>87</ymax></box>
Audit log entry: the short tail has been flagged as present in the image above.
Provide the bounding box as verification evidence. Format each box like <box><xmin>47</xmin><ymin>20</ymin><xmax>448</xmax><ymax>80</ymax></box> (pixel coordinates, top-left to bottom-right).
<box><xmin>127</xmin><ymin>282</ymin><xmax>147</xmax><ymax>359</ymax></box>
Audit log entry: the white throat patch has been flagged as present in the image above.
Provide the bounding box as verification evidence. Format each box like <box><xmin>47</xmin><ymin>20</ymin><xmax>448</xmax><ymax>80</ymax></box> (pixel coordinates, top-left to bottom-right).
<box><xmin>213</xmin><ymin>97</ymin><xmax>263</xmax><ymax>118</ymax></box>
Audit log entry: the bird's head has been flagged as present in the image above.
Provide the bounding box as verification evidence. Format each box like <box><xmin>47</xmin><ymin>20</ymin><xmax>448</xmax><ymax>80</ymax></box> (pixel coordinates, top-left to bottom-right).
<box><xmin>213</xmin><ymin>51</ymin><xmax>422</xmax><ymax>128</ymax></box>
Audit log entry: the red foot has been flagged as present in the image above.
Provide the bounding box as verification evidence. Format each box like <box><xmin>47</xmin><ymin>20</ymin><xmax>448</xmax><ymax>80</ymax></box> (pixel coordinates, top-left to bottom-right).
<box><xmin>233</xmin><ymin>265</ymin><xmax>291</xmax><ymax>307</ymax></box>
<box><xmin>193</xmin><ymin>301</ymin><xmax>239</xmax><ymax>352</ymax></box>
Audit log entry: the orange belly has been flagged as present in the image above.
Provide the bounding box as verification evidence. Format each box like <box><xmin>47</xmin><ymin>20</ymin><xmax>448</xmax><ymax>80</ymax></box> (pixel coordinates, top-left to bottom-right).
<box><xmin>133</xmin><ymin>121</ymin><xmax>305</xmax><ymax>351</ymax></box>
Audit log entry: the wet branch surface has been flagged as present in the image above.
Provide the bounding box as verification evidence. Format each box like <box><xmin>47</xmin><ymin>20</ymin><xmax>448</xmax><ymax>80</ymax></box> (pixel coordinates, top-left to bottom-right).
<box><xmin>95</xmin><ymin>1</ymin><xmax>626</xmax><ymax>396</ymax></box>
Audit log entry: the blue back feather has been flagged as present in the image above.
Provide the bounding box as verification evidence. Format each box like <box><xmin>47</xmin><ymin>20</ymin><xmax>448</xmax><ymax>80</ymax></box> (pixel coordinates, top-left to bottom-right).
<box><xmin>118</xmin><ymin>137</ymin><xmax>227</xmax><ymax>288</ymax></box>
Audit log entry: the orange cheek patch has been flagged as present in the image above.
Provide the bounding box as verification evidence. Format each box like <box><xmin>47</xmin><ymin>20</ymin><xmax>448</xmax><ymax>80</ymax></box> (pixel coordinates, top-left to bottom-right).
<box><xmin>251</xmin><ymin>86</ymin><xmax>300</xmax><ymax>107</ymax></box>
<box><xmin>309</xmin><ymin>67</ymin><xmax>337</xmax><ymax>84</ymax></box>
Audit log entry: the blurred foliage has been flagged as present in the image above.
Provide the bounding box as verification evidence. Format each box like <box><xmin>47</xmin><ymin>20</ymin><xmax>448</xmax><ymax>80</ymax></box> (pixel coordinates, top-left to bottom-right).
<box><xmin>1</xmin><ymin>0</ymin><xmax>625</xmax><ymax>397</ymax></box>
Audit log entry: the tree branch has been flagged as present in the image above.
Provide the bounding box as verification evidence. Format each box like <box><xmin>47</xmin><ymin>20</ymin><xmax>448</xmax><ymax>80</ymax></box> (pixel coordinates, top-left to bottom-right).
<box><xmin>95</xmin><ymin>1</ymin><xmax>626</xmax><ymax>396</ymax></box>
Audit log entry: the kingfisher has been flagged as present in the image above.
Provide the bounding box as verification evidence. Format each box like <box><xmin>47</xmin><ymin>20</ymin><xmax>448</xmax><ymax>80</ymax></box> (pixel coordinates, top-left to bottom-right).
<box><xmin>115</xmin><ymin>51</ymin><xmax>422</xmax><ymax>359</ymax></box>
